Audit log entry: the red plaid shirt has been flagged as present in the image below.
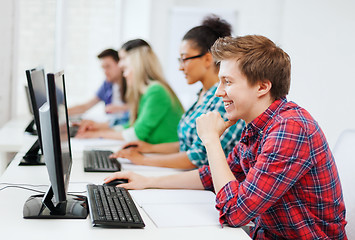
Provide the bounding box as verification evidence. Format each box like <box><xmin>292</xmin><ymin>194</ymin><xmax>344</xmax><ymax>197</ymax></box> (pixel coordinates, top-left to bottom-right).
<box><xmin>199</xmin><ymin>98</ymin><xmax>347</xmax><ymax>239</ymax></box>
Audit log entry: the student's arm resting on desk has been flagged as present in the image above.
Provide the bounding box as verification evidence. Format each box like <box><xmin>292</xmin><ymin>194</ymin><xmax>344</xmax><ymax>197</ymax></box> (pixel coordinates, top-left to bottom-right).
<box><xmin>76</xmin><ymin>128</ymin><xmax>123</xmax><ymax>140</ymax></box>
<box><xmin>68</xmin><ymin>97</ymin><xmax>100</xmax><ymax>116</ymax></box>
<box><xmin>104</xmin><ymin>169</ymin><xmax>204</xmax><ymax>190</ymax></box>
<box><xmin>113</xmin><ymin>149</ymin><xmax>197</xmax><ymax>169</ymax></box>
<box><xmin>120</xmin><ymin>141</ymin><xmax>180</xmax><ymax>154</ymax></box>
<box><xmin>76</xmin><ymin>119</ymin><xmax>110</xmax><ymax>135</ymax></box>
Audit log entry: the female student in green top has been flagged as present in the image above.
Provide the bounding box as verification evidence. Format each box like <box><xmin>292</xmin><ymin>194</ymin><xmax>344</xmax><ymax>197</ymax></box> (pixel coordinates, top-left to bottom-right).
<box><xmin>109</xmin><ymin>15</ymin><xmax>245</xmax><ymax>169</ymax></box>
<box><xmin>76</xmin><ymin>39</ymin><xmax>184</xmax><ymax>144</ymax></box>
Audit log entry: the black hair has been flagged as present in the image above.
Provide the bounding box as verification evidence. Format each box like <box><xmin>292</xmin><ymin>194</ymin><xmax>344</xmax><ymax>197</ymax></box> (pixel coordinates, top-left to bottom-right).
<box><xmin>183</xmin><ymin>14</ymin><xmax>232</xmax><ymax>54</ymax></box>
<box><xmin>121</xmin><ymin>39</ymin><xmax>150</xmax><ymax>52</ymax></box>
<box><xmin>97</xmin><ymin>48</ymin><xmax>119</xmax><ymax>62</ymax></box>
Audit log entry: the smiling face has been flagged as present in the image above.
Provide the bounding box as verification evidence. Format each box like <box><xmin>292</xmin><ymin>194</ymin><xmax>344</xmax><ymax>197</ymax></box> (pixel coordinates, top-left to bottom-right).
<box><xmin>216</xmin><ymin>59</ymin><xmax>261</xmax><ymax>124</ymax></box>
<box><xmin>178</xmin><ymin>40</ymin><xmax>208</xmax><ymax>85</ymax></box>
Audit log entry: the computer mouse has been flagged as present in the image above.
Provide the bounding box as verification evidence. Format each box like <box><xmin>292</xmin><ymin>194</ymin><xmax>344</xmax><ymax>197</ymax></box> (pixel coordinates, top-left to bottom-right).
<box><xmin>103</xmin><ymin>179</ymin><xmax>129</xmax><ymax>187</ymax></box>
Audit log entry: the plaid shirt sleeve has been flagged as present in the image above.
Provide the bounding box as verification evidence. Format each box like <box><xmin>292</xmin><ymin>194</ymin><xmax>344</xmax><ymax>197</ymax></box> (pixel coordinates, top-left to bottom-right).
<box><xmin>215</xmin><ymin>119</ymin><xmax>313</xmax><ymax>227</ymax></box>
<box><xmin>199</xmin><ymin>144</ymin><xmax>246</xmax><ymax>192</ymax></box>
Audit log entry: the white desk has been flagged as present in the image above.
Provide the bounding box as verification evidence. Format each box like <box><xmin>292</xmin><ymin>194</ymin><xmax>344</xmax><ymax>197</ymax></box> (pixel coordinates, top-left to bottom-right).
<box><xmin>0</xmin><ymin>140</ymin><xmax>251</xmax><ymax>240</ymax></box>
<box><xmin>0</xmin><ymin>108</ymin><xmax>108</xmax><ymax>174</ymax></box>
<box><xmin>0</xmin><ymin>115</ymin><xmax>35</xmax><ymax>152</ymax></box>
<box><xmin>0</xmin><ymin>115</ymin><xmax>37</xmax><ymax>174</ymax></box>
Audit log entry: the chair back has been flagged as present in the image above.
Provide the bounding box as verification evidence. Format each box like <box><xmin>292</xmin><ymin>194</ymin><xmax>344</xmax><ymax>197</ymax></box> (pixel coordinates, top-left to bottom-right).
<box><xmin>333</xmin><ymin>129</ymin><xmax>355</xmax><ymax>239</ymax></box>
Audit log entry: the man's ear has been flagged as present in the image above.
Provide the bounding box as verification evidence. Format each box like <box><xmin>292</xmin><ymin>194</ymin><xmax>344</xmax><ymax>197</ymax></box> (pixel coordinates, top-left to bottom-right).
<box><xmin>257</xmin><ymin>80</ymin><xmax>272</xmax><ymax>98</ymax></box>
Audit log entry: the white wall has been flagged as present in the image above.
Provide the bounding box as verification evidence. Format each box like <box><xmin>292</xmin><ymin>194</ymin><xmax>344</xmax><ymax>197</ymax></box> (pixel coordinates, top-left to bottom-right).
<box><xmin>145</xmin><ymin>0</ymin><xmax>355</xmax><ymax>147</ymax></box>
<box><xmin>0</xmin><ymin>0</ymin><xmax>16</xmax><ymax>126</ymax></box>
<box><xmin>148</xmin><ymin>0</ymin><xmax>285</xmax><ymax>108</ymax></box>
<box><xmin>281</xmin><ymin>0</ymin><xmax>355</xmax><ymax>147</ymax></box>
<box><xmin>120</xmin><ymin>0</ymin><xmax>152</xmax><ymax>42</ymax></box>
<box><xmin>14</xmin><ymin>0</ymin><xmax>123</xmax><ymax>115</ymax></box>
<box><xmin>1</xmin><ymin>0</ymin><xmax>354</xmax><ymax>147</ymax></box>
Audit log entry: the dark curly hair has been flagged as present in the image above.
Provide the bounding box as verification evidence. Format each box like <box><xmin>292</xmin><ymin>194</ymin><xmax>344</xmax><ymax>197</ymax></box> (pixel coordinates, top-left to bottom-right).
<box><xmin>182</xmin><ymin>14</ymin><xmax>232</xmax><ymax>54</ymax></box>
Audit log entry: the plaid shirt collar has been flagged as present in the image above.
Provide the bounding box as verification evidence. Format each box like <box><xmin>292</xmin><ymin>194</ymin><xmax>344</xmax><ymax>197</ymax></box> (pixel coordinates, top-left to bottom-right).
<box><xmin>197</xmin><ymin>83</ymin><xmax>218</xmax><ymax>103</ymax></box>
<box><xmin>242</xmin><ymin>97</ymin><xmax>287</xmax><ymax>144</ymax></box>
<box><xmin>186</xmin><ymin>83</ymin><xmax>219</xmax><ymax>115</ymax></box>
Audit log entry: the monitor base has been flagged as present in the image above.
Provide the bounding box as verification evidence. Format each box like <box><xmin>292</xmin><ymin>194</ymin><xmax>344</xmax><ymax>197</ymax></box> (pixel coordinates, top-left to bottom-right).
<box><xmin>19</xmin><ymin>154</ymin><xmax>45</xmax><ymax>166</ymax></box>
<box><xmin>23</xmin><ymin>194</ymin><xmax>88</xmax><ymax>219</ymax></box>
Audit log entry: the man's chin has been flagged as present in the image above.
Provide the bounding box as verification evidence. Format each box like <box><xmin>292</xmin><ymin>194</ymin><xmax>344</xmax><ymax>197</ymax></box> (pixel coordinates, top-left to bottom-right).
<box><xmin>226</xmin><ymin>113</ymin><xmax>239</xmax><ymax>122</ymax></box>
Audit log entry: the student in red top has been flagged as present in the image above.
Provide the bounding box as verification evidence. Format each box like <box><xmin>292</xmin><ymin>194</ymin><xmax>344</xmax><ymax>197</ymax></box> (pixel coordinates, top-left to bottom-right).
<box><xmin>104</xmin><ymin>35</ymin><xmax>347</xmax><ymax>239</ymax></box>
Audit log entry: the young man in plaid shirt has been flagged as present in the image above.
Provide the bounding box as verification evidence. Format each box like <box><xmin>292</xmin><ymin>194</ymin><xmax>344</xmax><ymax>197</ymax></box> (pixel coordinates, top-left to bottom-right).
<box><xmin>105</xmin><ymin>35</ymin><xmax>347</xmax><ymax>239</ymax></box>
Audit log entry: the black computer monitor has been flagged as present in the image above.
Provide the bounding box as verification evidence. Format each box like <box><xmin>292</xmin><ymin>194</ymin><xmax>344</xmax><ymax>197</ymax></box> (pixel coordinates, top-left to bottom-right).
<box><xmin>24</xmin><ymin>85</ymin><xmax>36</xmax><ymax>134</ymax></box>
<box><xmin>23</xmin><ymin>71</ymin><xmax>88</xmax><ymax>219</ymax></box>
<box><xmin>20</xmin><ymin>68</ymin><xmax>47</xmax><ymax>165</ymax></box>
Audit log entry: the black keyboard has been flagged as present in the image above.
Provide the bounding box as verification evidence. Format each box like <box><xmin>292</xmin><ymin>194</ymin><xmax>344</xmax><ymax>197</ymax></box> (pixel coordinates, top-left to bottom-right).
<box><xmin>84</xmin><ymin>150</ymin><xmax>121</xmax><ymax>172</ymax></box>
<box><xmin>87</xmin><ymin>184</ymin><xmax>145</xmax><ymax>228</ymax></box>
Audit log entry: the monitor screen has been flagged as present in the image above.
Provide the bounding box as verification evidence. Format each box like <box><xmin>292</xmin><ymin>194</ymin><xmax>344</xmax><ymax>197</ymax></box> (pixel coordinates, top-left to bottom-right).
<box><xmin>25</xmin><ymin>68</ymin><xmax>47</xmax><ymax>149</ymax></box>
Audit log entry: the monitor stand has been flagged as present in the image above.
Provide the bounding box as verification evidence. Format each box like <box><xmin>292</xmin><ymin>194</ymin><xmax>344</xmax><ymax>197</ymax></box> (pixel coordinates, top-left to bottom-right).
<box><xmin>19</xmin><ymin>140</ymin><xmax>45</xmax><ymax>166</ymax></box>
<box><xmin>24</xmin><ymin>118</ymin><xmax>38</xmax><ymax>135</ymax></box>
<box><xmin>23</xmin><ymin>187</ymin><xmax>88</xmax><ymax>219</ymax></box>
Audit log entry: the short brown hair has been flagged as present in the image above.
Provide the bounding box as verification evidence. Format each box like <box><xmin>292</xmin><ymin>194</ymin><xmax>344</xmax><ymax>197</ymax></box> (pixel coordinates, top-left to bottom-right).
<box><xmin>211</xmin><ymin>35</ymin><xmax>291</xmax><ymax>100</ymax></box>
<box><xmin>97</xmin><ymin>48</ymin><xmax>119</xmax><ymax>62</ymax></box>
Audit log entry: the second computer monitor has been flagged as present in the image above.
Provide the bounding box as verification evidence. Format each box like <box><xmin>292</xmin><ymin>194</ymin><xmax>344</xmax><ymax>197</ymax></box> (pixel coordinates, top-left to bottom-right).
<box><xmin>21</xmin><ymin>68</ymin><xmax>47</xmax><ymax>165</ymax></box>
